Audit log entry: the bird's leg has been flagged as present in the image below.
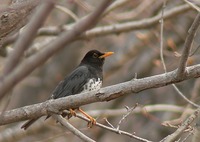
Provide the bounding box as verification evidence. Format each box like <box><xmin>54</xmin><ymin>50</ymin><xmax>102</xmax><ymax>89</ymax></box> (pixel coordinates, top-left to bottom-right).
<box><xmin>78</xmin><ymin>108</ymin><xmax>96</xmax><ymax>128</ymax></box>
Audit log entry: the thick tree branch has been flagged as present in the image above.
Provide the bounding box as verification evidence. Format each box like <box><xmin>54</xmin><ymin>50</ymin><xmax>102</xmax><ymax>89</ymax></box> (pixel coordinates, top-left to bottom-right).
<box><xmin>0</xmin><ymin>0</ymin><xmax>39</xmax><ymax>44</ymax></box>
<box><xmin>1</xmin><ymin>64</ymin><xmax>200</xmax><ymax>125</ymax></box>
<box><xmin>0</xmin><ymin>0</ymin><xmax>114</xmax><ymax>100</ymax></box>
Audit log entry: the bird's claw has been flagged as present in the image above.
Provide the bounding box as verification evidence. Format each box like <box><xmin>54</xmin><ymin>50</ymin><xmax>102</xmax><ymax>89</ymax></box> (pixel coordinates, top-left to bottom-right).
<box><xmin>67</xmin><ymin>109</ymin><xmax>76</xmax><ymax>119</ymax></box>
<box><xmin>87</xmin><ymin>118</ymin><xmax>96</xmax><ymax>128</ymax></box>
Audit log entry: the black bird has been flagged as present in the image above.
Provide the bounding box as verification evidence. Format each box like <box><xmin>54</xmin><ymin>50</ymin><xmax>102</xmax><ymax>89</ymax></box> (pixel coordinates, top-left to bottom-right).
<box><xmin>21</xmin><ymin>50</ymin><xmax>114</xmax><ymax>130</ymax></box>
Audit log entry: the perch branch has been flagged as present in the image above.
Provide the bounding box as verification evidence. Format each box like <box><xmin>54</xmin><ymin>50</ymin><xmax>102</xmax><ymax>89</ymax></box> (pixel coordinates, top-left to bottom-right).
<box><xmin>0</xmin><ymin>64</ymin><xmax>200</xmax><ymax>125</ymax></box>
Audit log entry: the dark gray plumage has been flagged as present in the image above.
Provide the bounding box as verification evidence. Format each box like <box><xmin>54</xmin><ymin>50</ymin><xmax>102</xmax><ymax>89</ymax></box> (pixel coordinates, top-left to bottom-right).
<box><xmin>51</xmin><ymin>66</ymin><xmax>102</xmax><ymax>99</ymax></box>
<box><xmin>21</xmin><ymin>50</ymin><xmax>113</xmax><ymax>130</ymax></box>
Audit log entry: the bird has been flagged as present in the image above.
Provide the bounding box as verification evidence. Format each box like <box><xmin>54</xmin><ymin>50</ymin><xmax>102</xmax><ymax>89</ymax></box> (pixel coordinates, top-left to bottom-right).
<box><xmin>21</xmin><ymin>50</ymin><xmax>114</xmax><ymax>130</ymax></box>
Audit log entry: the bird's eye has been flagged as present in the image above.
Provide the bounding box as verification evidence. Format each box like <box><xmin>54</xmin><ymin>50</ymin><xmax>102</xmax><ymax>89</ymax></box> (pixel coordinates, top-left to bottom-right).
<box><xmin>93</xmin><ymin>53</ymin><xmax>98</xmax><ymax>58</ymax></box>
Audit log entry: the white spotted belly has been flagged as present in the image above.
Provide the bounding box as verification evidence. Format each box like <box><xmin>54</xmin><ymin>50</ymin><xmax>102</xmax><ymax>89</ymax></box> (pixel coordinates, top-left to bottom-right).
<box><xmin>82</xmin><ymin>78</ymin><xmax>102</xmax><ymax>93</ymax></box>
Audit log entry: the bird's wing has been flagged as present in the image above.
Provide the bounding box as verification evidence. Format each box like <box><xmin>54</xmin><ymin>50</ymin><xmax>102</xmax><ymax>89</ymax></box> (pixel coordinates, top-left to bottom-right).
<box><xmin>51</xmin><ymin>66</ymin><xmax>89</xmax><ymax>99</ymax></box>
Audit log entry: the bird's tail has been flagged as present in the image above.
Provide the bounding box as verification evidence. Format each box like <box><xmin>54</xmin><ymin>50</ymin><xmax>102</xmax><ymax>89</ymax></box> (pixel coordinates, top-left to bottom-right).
<box><xmin>21</xmin><ymin>117</ymin><xmax>40</xmax><ymax>130</ymax></box>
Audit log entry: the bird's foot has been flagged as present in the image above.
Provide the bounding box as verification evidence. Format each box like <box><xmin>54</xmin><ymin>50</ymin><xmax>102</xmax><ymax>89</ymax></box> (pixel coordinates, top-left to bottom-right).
<box><xmin>78</xmin><ymin>108</ymin><xmax>96</xmax><ymax>128</ymax></box>
<box><xmin>67</xmin><ymin>109</ymin><xmax>76</xmax><ymax>119</ymax></box>
<box><xmin>87</xmin><ymin>117</ymin><xmax>96</xmax><ymax>128</ymax></box>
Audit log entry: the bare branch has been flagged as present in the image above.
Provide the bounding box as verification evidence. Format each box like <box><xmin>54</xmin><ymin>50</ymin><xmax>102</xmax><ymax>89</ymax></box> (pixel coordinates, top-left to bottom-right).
<box><xmin>116</xmin><ymin>105</ymin><xmax>137</xmax><ymax>130</ymax></box>
<box><xmin>77</xmin><ymin>114</ymin><xmax>152</xmax><ymax>142</ymax></box>
<box><xmin>51</xmin><ymin>114</ymin><xmax>95</xmax><ymax>142</ymax></box>
<box><xmin>176</xmin><ymin>13</ymin><xmax>200</xmax><ymax>78</ymax></box>
<box><xmin>172</xmin><ymin>84</ymin><xmax>199</xmax><ymax>107</ymax></box>
<box><xmin>3</xmin><ymin>1</ymin><xmax>55</xmax><ymax>75</ymax></box>
<box><xmin>160</xmin><ymin>107</ymin><xmax>200</xmax><ymax>142</ymax></box>
<box><xmin>184</xmin><ymin>0</ymin><xmax>200</xmax><ymax>12</ymax></box>
<box><xmin>1</xmin><ymin>64</ymin><xmax>200</xmax><ymax>125</ymax></box>
<box><xmin>37</xmin><ymin>4</ymin><xmax>191</xmax><ymax>38</ymax></box>
<box><xmin>86</xmin><ymin>104</ymin><xmax>193</xmax><ymax>117</ymax></box>
<box><xmin>0</xmin><ymin>0</ymin><xmax>114</xmax><ymax>100</ymax></box>
<box><xmin>104</xmin><ymin>118</ymin><xmax>115</xmax><ymax>129</ymax></box>
<box><xmin>55</xmin><ymin>5</ymin><xmax>79</xmax><ymax>22</ymax></box>
<box><xmin>160</xmin><ymin>0</ymin><xmax>167</xmax><ymax>72</ymax></box>
<box><xmin>102</xmin><ymin>0</ymin><xmax>132</xmax><ymax>17</ymax></box>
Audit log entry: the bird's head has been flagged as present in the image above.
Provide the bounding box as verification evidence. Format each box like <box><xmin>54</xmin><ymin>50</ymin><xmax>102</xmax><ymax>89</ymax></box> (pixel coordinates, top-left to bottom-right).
<box><xmin>81</xmin><ymin>50</ymin><xmax>114</xmax><ymax>68</ymax></box>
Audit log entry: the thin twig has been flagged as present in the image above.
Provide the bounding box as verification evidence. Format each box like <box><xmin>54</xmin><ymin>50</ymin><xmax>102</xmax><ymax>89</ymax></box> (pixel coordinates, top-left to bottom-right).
<box><xmin>102</xmin><ymin>0</ymin><xmax>132</xmax><ymax>17</ymax></box>
<box><xmin>86</xmin><ymin>104</ymin><xmax>193</xmax><ymax>117</ymax></box>
<box><xmin>76</xmin><ymin>114</ymin><xmax>152</xmax><ymax>142</ymax></box>
<box><xmin>189</xmin><ymin>43</ymin><xmax>200</xmax><ymax>57</ymax></box>
<box><xmin>116</xmin><ymin>105</ymin><xmax>137</xmax><ymax>130</ymax></box>
<box><xmin>115</xmin><ymin>0</ymin><xmax>157</xmax><ymax>21</ymax></box>
<box><xmin>172</xmin><ymin>84</ymin><xmax>200</xmax><ymax>108</ymax></box>
<box><xmin>160</xmin><ymin>0</ymin><xmax>167</xmax><ymax>72</ymax></box>
<box><xmin>52</xmin><ymin>114</ymin><xmax>95</xmax><ymax>142</ymax></box>
<box><xmin>55</xmin><ymin>5</ymin><xmax>79</xmax><ymax>22</ymax></box>
<box><xmin>184</xmin><ymin>0</ymin><xmax>200</xmax><ymax>12</ymax></box>
<box><xmin>104</xmin><ymin>118</ymin><xmax>115</xmax><ymax>129</ymax></box>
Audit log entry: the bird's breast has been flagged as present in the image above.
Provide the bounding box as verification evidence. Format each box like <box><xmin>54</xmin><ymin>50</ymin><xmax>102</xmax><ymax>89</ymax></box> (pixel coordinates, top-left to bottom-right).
<box><xmin>82</xmin><ymin>78</ymin><xmax>102</xmax><ymax>93</ymax></box>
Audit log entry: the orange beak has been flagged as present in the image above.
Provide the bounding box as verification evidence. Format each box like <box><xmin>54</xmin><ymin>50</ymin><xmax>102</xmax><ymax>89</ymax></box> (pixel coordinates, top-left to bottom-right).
<box><xmin>99</xmin><ymin>52</ymin><xmax>114</xmax><ymax>58</ymax></box>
